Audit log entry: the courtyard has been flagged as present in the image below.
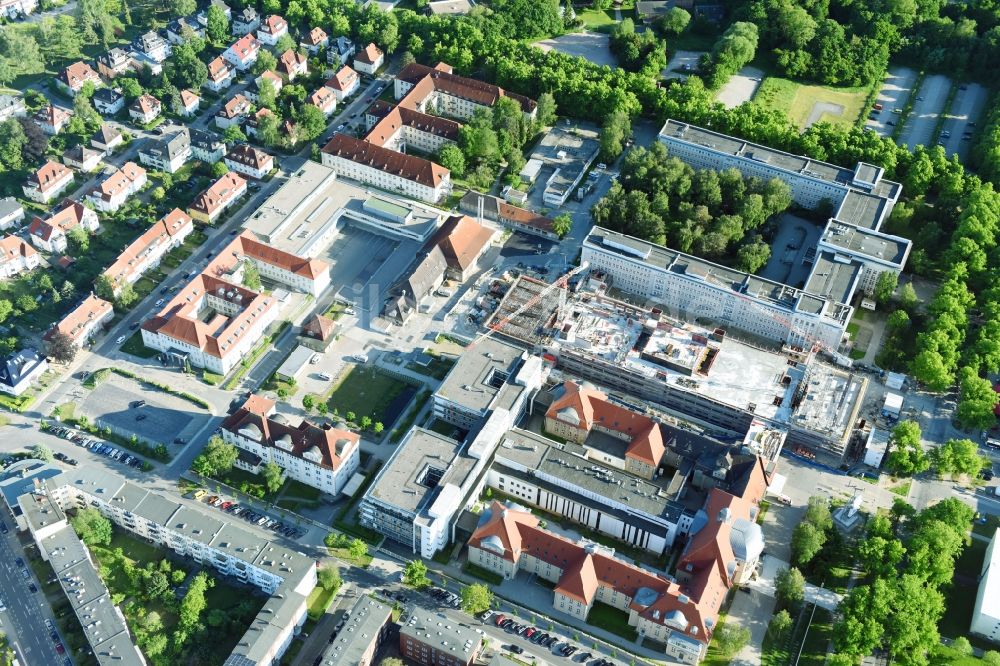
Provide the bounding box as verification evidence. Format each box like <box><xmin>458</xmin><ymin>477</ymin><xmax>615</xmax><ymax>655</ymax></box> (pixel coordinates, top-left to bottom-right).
<box><xmin>324</xmin><ymin>365</ymin><xmax>418</xmax><ymax>430</ymax></box>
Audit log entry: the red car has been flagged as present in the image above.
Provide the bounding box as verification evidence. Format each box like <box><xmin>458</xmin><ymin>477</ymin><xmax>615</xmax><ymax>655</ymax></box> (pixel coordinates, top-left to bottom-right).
<box><xmin>494</xmin><ymin>614</ymin><xmax>506</xmax><ymax>627</ymax></box>
<box><xmin>221</xmin><ymin>501</ymin><xmax>232</xmax><ymax>510</ymax></box>
<box><xmin>55</xmin><ymin>644</ymin><xmax>65</xmax><ymax>655</ymax></box>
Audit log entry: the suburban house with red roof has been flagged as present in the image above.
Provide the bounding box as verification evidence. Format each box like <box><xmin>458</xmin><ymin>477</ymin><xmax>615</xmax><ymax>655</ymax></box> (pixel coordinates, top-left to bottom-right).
<box><xmin>221</xmin><ymin>393</ymin><xmax>360</xmax><ymax>494</ymax></box>
<box><xmin>223</xmin><ymin>34</ymin><xmax>261</xmax><ymax>71</ymax></box>
<box><xmin>300</xmin><ymin>26</ymin><xmax>327</xmax><ymax>53</ymax></box>
<box><xmin>205</xmin><ymin>56</ymin><xmax>236</xmax><ymax>92</ymax></box>
<box><xmin>545</xmin><ymin>380</ymin><xmax>666</xmax><ymax>479</ymax></box>
<box><xmin>129</xmin><ymin>94</ymin><xmax>162</xmax><ymax>124</ymax></box>
<box><xmin>28</xmin><ymin>200</ymin><xmax>99</xmax><ymax>253</ymax></box>
<box><xmin>178</xmin><ymin>89</ymin><xmax>201</xmax><ymax>117</ymax></box>
<box><xmin>45</xmin><ymin>293</ymin><xmax>113</xmax><ymax>348</ymax></box>
<box><xmin>22</xmin><ymin>160</ymin><xmax>74</xmax><ymax>203</ymax></box>
<box><xmin>353</xmin><ymin>42</ymin><xmax>383</xmax><ymax>75</ymax></box>
<box><xmin>35</xmin><ymin>105</ymin><xmax>72</xmax><ymax>135</ymax></box>
<box><xmin>309</xmin><ymin>86</ymin><xmax>337</xmax><ymax>117</ymax></box>
<box><xmin>140</xmin><ymin>230</ymin><xmax>328</xmax><ymax>373</ymax></box>
<box><xmin>56</xmin><ymin>61</ymin><xmax>102</xmax><ymax>97</ymax></box>
<box><xmin>188</xmin><ymin>171</ymin><xmax>247</xmax><ymax>223</ymax></box>
<box><xmin>325</xmin><ymin>65</ymin><xmax>360</xmax><ymax>101</ymax></box>
<box><xmin>85</xmin><ymin>161</ymin><xmax>147</xmax><ymax>212</ymax></box>
<box><xmin>224</xmin><ymin>144</ymin><xmax>274</xmax><ymax>180</ymax></box>
<box><xmin>0</xmin><ymin>234</ymin><xmax>39</xmax><ymax>278</ymax></box>
<box><xmin>101</xmin><ymin>209</ymin><xmax>193</xmax><ymax>296</ymax></box>
<box><xmin>256</xmin><ymin>14</ymin><xmax>288</xmax><ymax>45</ymax></box>
<box><xmin>320</xmin><ymin>133</ymin><xmax>451</xmax><ymax>204</ymax></box>
<box><xmin>216</xmin><ymin>93</ymin><xmax>251</xmax><ymax>129</ymax></box>
<box><xmin>277</xmin><ymin>49</ymin><xmax>308</xmax><ymax>81</ymax></box>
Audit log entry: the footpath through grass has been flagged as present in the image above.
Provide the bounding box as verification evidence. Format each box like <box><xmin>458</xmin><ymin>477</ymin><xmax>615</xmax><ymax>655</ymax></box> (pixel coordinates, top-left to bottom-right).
<box><xmin>754</xmin><ymin>77</ymin><xmax>869</xmax><ymax>130</ymax></box>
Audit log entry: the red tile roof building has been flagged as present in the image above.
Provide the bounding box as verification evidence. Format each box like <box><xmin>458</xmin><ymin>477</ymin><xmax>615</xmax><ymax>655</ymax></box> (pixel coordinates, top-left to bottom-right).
<box><xmin>301</xmin><ymin>26</ymin><xmax>327</xmax><ymax>52</ymax></box>
<box><xmin>206</xmin><ymin>56</ymin><xmax>236</xmax><ymax>91</ymax></box>
<box><xmin>277</xmin><ymin>49</ymin><xmax>308</xmax><ymax>80</ymax></box>
<box><xmin>309</xmin><ymin>86</ymin><xmax>337</xmax><ymax>116</ymax></box>
<box><xmin>430</xmin><ymin>214</ymin><xmax>494</xmax><ymax>281</ymax></box>
<box><xmin>188</xmin><ymin>171</ymin><xmax>248</xmax><ymax>223</ymax></box>
<box><xmin>224</xmin><ymin>144</ymin><xmax>274</xmax><ymax>180</ymax></box>
<box><xmin>57</xmin><ymin>61</ymin><xmax>102</xmax><ymax>96</ymax></box>
<box><xmin>221</xmin><ymin>393</ymin><xmax>360</xmax><ymax>494</ymax></box>
<box><xmin>140</xmin><ymin>231</ymin><xmax>329</xmax><ymax>373</ymax></box>
<box><xmin>34</xmin><ymin>104</ymin><xmax>72</xmax><ymax>135</ymax></box>
<box><xmin>45</xmin><ymin>293</ymin><xmax>113</xmax><ymax>348</ymax></box>
<box><xmin>28</xmin><ymin>200</ymin><xmax>99</xmax><ymax>253</ymax></box>
<box><xmin>394</xmin><ymin>61</ymin><xmax>537</xmax><ymax>119</ymax></box>
<box><xmin>101</xmin><ymin>209</ymin><xmax>193</xmax><ymax>296</ymax></box>
<box><xmin>364</xmin><ymin>99</ymin><xmax>461</xmax><ymax>155</ymax></box>
<box><xmin>469</xmin><ymin>467</ymin><xmax>767</xmax><ymax>664</ymax></box>
<box><xmin>86</xmin><ymin>161</ymin><xmax>147</xmax><ymax>212</ymax></box>
<box><xmin>545</xmin><ymin>380</ymin><xmax>666</xmax><ymax>479</ymax></box>
<box><xmin>216</xmin><ymin>93</ymin><xmax>251</xmax><ymax>128</ymax></box>
<box><xmin>0</xmin><ymin>234</ymin><xmax>39</xmax><ymax>278</ymax></box>
<box><xmin>22</xmin><ymin>160</ymin><xmax>74</xmax><ymax>204</ymax></box>
<box><xmin>223</xmin><ymin>34</ymin><xmax>261</xmax><ymax>71</ymax></box>
<box><xmin>256</xmin><ymin>14</ymin><xmax>288</xmax><ymax>45</ymax></box>
<box><xmin>128</xmin><ymin>94</ymin><xmax>161</xmax><ymax>123</ymax></box>
<box><xmin>352</xmin><ymin>42</ymin><xmax>383</xmax><ymax>74</ymax></box>
<box><xmin>325</xmin><ymin>65</ymin><xmax>360</xmax><ymax>101</ymax></box>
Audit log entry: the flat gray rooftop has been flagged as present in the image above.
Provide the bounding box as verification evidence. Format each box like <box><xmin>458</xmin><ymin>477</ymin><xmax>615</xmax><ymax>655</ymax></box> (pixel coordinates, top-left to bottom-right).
<box><xmin>320</xmin><ymin>595</ymin><xmax>392</xmax><ymax>665</ymax></box>
<box><xmin>835</xmin><ymin>190</ymin><xmax>887</xmax><ymax>230</ymax></box>
<box><xmin>366</xmin><ymin>428</ymin><xmax>475</xmax><ymax>515</ymax></box>
<box><xmin>401</xmin><ymin>605</ymin><xmax>482</xmax><ymax>660</ymax></box>
<box><xmin>0</xmin><ymin>460</ymin><xmax>61</xmax><ymax>514</ymax></box>
<box><xmin>436</xmin><ymin>337</ymin><xmax>526</xmax><ymax>416</ymax></box>
<box><xmin>821</xmin><ymin>220</ymin><xmax>909</xmax><ymax>265</ymax></box>
<box><xmin>805</xmin><ymin>252</ymin><xmax>861</xmax><ymax>304</ymax></box>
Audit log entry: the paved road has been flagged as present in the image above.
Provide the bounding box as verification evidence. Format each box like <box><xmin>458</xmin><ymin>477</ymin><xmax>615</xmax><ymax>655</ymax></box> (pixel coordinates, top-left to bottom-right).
<box><xmin>939</xmin><ymin>82</ymin><xmax>989</xmax><ymax>162</ymax></box>
<box><xmin>865</xmin><ymin>66</ymin><xmax>917</xmax><ymax>138</ymax></box>
<box><xmin>900</xmin><ymin>74</ymin><xmax>951</xmax><ymax>150</ymax></box>
<box><xmin>0</xmin><ymin>521</ymin><xmax>67</xmax><ymax>666</ymax></box>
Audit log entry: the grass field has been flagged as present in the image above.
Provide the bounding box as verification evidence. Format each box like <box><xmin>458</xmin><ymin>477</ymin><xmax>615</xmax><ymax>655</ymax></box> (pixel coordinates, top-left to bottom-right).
<box><xmin>754</xmin><ymin>77</ymin><xmax>869</xmax><ymax>130</ymax></box>
<box><xmin>576</xmin><ymin>8</ymin><xmax>617</xmax><ymax>32</ymax></box>
<box><xmin>325</xmin><ymin>365</ymin><xmax>416</xmax><ymax>426</ymax></box>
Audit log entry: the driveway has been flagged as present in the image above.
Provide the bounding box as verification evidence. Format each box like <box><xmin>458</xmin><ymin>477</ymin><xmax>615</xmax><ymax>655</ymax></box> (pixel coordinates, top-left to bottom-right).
<box><xmin>715</xmin><ymin>66</ymin><xmax>763</xmax><ymax>109</ymax></box>
<box><xmin>663</xmin><ymin>50</ymin><xmax>704</xmax><ymax>81</ymax></box>
<box><xmin>726</xmin><ymin>587</ymin><xmax>775</xmax><ymax>666</ymax></box>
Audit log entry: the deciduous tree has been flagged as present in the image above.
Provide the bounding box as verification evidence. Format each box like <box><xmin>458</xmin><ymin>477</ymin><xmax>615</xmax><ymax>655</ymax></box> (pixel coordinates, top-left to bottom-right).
<box><xmin>70</xmin><ymin>507</ymin><xmax>112</xmax><ymax>546</ymax></box>
<box><xmin>461</xmin><ymin>583</ymin><xmax>493</xmax><ymax>615</ymax></box>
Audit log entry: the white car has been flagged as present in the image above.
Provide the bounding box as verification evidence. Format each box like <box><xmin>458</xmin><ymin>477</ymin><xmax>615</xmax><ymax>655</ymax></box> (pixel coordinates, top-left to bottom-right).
<box><xmin>318</xmin><ymin>372</ymin><xmax>332</xmax><ymax>381</ymax></box>
<box><xmin>310</xmin><ymin>354</ymin><xmax>321</xmax><ymax>364</ymax></box>
<box><xmin>154</xmin><ymin>298</ymin><xmax>165</xmax><ymax>307</ymax></box>
<box><xmin>351</xmin><ymin>354</ymin><xmax>368</xmax><ymax>363</ymax></box>
<box><xmin>115</xmin><ymin>335</ymin><xmax>127</xmax><ymax>344</ymax></box>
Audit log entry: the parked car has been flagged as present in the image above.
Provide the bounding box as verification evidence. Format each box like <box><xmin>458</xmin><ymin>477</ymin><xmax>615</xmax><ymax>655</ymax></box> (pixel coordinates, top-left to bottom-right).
<box><xmin>115</xmin><ymin>335</ymin><xmax>127</xmax><ymax>344</ymax></box>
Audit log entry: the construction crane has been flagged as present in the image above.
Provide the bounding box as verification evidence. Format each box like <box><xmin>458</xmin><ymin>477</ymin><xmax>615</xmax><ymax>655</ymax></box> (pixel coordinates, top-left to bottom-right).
<box><xmin>470</xmin><ymin>261</ymin><xmax>590</xmax><ymax>348</ymax></box>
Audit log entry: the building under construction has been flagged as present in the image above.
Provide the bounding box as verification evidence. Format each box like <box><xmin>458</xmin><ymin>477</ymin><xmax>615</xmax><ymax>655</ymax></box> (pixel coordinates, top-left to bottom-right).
<box><xmin>485</xmin><ymin>276</ymin><xmax>867</xmax><ymax>461</ymax></box>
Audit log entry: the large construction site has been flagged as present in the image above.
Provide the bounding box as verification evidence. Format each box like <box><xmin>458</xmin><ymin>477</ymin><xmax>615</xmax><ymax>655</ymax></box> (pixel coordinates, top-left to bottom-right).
<box><xmin>484</xmin><ymin>275</ymin><xmax>868</xmax><ymax>460</ymax></box>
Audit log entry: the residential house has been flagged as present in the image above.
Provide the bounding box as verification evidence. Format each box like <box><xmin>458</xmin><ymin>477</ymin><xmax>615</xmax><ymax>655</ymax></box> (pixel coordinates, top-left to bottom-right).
<box><xmin>222</xmin><ymin>394</ymin><xmax>360</xmax><ymax>495</ymax></box>
<box><xmin>44</xmin><ymin>293</ymin><xmax>113</xmax><ymax>348</ymax></box>
<box><xmin>196</xmin><ymin>0</ymin><xmax>230</xmax><ymax>26</ymax></box>
<box><xmin>178</xmin><ymin>89</ymin><xmax>201</xmax><ymax>117</ymax></box>
<box><xmin>224</xmin><ymin>34</ymin><xmax>261</xmax><ymax>71</ymax></box>
<box><xmin>301</xmin><ymin>27</ymin><xmax>327</xmax><ymax>53</ymax></box>
<box><xmin>22</xmin><ymin>161</ymin><xmax>74</xmax><ymax>204</ymax></box>
<box><xmin>225</xmin><ymin>144</ymin><xmax>274</xmax><ymax>180</ymax></box>
<box><xmin>62</xmin><ymin>146</ymin><xmax>103</xmax><ymax>172</ymax></box>
<box><xmin>257</xmin><ymin>14</ymin><xmax>288</xmax><ymax>46</ymax></box>
<box><xmin>321</xmin><ymin>133</ymin><xmax>451</xmax><ymax>204</ymax></box>
<box><xmin>0</xmin><ymin>348</ymin><xmax>47</xmax><ymax>397</ymax></box>
<box><xmin>327</xmin><ymin>36</ymin><xmax>355</xmax><ymax>66</ymax></box>
<box><xmin>0</xmin><ymin>198</ymin><xmax>24</xmax><ymax>231</ymax></box>
<box><xmin>132</xmin><ymin>31</ymin><xmax>171</xmax><ymax>64</ymax></box>
<box><xmin>325</xmin><ymin>65</ymin><xmax>360</xmax><ymax>101</ymax></box>
<box><xmin>138</xmin><ymin>127</ymin><xmax>191</xmax><ymax>174</ymax></box>
<box><xmin>56</xmin><ymin>61</ymin><xmax>102</xmax><ymax>97</ymax></box>
<box><xmin>399</xmin><ymin>606</ymin><xmax>483</xmax><ymax>666</ymax></box>
<box><xmin>206</xmin><ymin>56</ymin><xmax>236</xmax><ymax>92</ymax></box>
<box><xmin>216</xmin><ymin>93</ymin><xmax>251</xmax><ymax>129</ymax></box>
<box><xmin>91</xmin><ymin>124</ymin><xmax>124</xmax><ymax>154</ymax></box>
<box><xmin>299</xmin><ymin>313</ymin><xmax>336</xmax><ymax>351</ymax></box>
<box><xmin>101</xmin><ymin>209</ymin><xmax>193</xmax><ymax>296</ymax></box>
<box><xmin>166</xmin><ymin>16</ymin><xmax>205</xmax><ymax>44</ymax></box>
<box><xmin>309</xmin><ymin>86</ymin><xmax>337</xmax><ymax>117</ymax></box>
<box><xmin>188</xmin><ymin>171</ymin><xmax>247</xmax><ymax>223</ymax></box>
<box><xmin>247</xmin><ymin>70</ymin><xmax>283</xmax><ymax>102</ymax></box>
<box><xmin>129</xmin><ymin>94</ymin><xmax>162</xmax><ymax>124</ymax></box>
<box><xmin>431</xmin><ymin>214</ymin><xmax>494</xmax><ymax>282</ymax></box>
<box><xmin>232</xmin><ymin>7</ymin><xmax>260</xmax><ymax>35</ymax></box>
<box><xmin>317</xmin><ymin>597</ymin><xmax>393</xmax><ymax>666</ymax></box>
<box><xmin>278</xmin><ymin>49</ymin><xmax>307</xmax><ymax>81</ymax></box>
<box><xmin>190</xmin><ymin>128</ymin><xmax>226</xmax><ymax>163</ymax></box>
<box><xmin>245</xmin><ymin>107</ymin><xmax>274</xmax><ymax>139</ymax></box>
<box><xmin>96</xmin><ymin>48</ymin><xmax>134</xmax><ymax>79</ymax></box>
<box><xmin>353</xmin><ymin>43</ymin><xmax>383</xmax><ymax>75</ymax></box>
<box><xmin>92</xmin><ymin>88</ymin><xmax>125</xmax><ymax>116</ymax></box>
<box><xmin>0</xmin><ymin>0</ymin><xmax>37</xmax><ymax>18</ymax></box>
<box><xmin>86</xmin><ymin>162</ymin><xmax>147</xmax><ymax>213</ymax></box>
<box><xmin>0</xmin><ymin>94</ymin><xmax>26</xmax><ymax>122</ymax></box>
<box><xmin>140</xmin><ymin>231</ymin><xmax>328</xmax><ymax>372</ymax></box>
<box><xmin>35</xmin><ymin>105</ymin><xmax>72</xmax><ymax>135</ymax></box>
<box><xmin>28</xmin><ymin>201</ymin><xmax>99</xmax><ymax>253</ymax></box>
<box><xmin>0</xmin><ymin>235</ymin><xmax>39</xmax><ymax>278</ymax></box>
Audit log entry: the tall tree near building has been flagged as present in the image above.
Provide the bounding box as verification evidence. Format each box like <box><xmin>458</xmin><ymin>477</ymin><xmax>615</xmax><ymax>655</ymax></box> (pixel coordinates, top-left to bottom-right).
<box><xmin>47</xmin><ymin>331</ymin><xmax>77</xmax><ymax>363</ymax></box>
<box><xmin>206</xmin><ymin>4</ymin><xmax>229</xmax><ymax>43</ymax></box>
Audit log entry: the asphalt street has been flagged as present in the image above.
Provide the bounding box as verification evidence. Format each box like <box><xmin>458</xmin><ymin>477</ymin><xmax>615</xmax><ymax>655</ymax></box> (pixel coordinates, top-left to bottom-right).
<box><xmin>0</xmin><ymin>520</ymin><xmax>67</xmax><ymax>666</ymax></box>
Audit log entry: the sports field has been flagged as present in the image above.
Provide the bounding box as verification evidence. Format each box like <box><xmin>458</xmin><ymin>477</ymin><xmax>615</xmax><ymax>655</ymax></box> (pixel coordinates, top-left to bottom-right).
<box><xmin>754</xmin><ymin>77</ymin><xmax>869</xmax><ymax>130</ymax></box>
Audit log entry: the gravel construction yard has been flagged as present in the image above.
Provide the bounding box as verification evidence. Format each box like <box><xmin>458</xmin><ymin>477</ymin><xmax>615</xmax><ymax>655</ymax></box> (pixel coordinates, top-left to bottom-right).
<box><xmin>754</xmin><ymin>77</ymin><xmax>868</xmax><ymax>130</ymax></box>
<box><xmin>535</xmin><ymin>31</ymin><xmax>616</xmax><ymax>68</ymax></box>
<box><xmin>715</xmin><ymin>65</ymin><xmax>764</xmax><ymax>109</ymax></box>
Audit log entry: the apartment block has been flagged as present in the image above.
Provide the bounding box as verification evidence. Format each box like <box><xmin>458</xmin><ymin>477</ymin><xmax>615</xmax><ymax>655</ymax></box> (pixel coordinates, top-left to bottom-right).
<box><xmin>321</xmin><ymin>134</ymin><xmax>452</xmax><ymax>204</ymax></box>
<box><xmin>102</xmin><ymin>209</ymin><xmax>193</xmax><ymax>296</ymax></box>
<box><xmin>45</xmin><ymin>293</ymin><xmax>113</xmax><ymax>348</ymax></box>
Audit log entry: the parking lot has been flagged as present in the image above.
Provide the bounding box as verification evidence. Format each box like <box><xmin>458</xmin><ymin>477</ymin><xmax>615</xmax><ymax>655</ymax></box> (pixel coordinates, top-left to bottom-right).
<box><xmin>195</xmin><ymin>490</ymin><xmax>305</xmax><ymax>539</ymax></box>
<box><xmin>938</xmin><ymin>82</ymin><xmax>988</xmax><ymax>160</ymax></box>
<box><xmin>715</xmin><ymin>65</ymin><xmax>764</xmax><ymax>109</ymax></box>
<box><xmin>47</xmin><ymin>426</ymin><xmax>149</xmax><ymax>470</ymax></box>
<box><xmin>534</xmin><ymin>31</ymin><xmax>616</xmax><ymax>68</ymax></box>
<box><xmin>865</xmin><ymin>66</ymin><xmax>918</xmax><ymax>137</ymax></box>
<box><xmin>899</xmin><ymin>74</ymin><xmax>951</xmax><ymax>150</ymax></box>
<box><xmin>80</xmin><ymin>373</ymin><xmax>211</xmax><ymax>446</ymax></box>
<box><xmin>663</xmin><ymin>49</ymin><xmax>704</xmax><ymax>81</ymax></box>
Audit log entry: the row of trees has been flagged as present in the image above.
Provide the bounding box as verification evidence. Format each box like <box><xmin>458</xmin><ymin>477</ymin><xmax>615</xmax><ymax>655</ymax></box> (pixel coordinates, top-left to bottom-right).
<box><xmin>700</xmin><ymin>21</ymin><xmax>758</xmax><ymax>90</ymax></box>
<box><xmin>590</xmin><ymin>142</ymin><xmax>792</xmax><ymax>269</ymax></box>
<box><xmin>609</xmin><ymin>19</ymin><xmax>667</xmax><ymax>78</ymax></box>
<box><xmin>832</xmin><ymin>499</ymin><xmax>974</xmax><ymax>664</ymax></box>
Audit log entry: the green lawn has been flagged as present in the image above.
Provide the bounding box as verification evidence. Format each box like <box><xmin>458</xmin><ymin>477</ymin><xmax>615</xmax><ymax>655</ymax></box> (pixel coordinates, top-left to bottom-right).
<box><xmin>754</xmin><ymin>77</ymin><xmax>869</xmax><ymax>131</ymax></box>
<box><xmin>941</xmin><ymin>538</ymin><xmax>987</xmax><ymax>640</ymax></box>
<box><xmin>798</xmin><ymin>608</ymin><xmax>835</xmax><ymax>666</ymax></box>
<box><xmin>306</xmin><ymin>585</ymin><xmax>338</xmax><ymax>620</ymax></box>
<box><xmin>889</xmin><ymin>479</ymin><xmax>912</xmax><ymax>497</ymax></box>
<box><xmin>282</xmin><ymin>479</ymin><xmax>322</xmax><ymax>501</ymax></box>
<box><xmin>929</xmin><ymin>644</ymin><xmax>986</xmax><ymax>665</ymax></box>
<box><xmin>406</xmin><ymin>351</ymin><xmax>457</xmax><ymax>380</ymax></box>
<box><xmin>585</xmin><ymin>603</ymin><xmax>638</xmax><ymax>642</ymax></box>
<box><xmin>325</xmin><ymin>365</ymin><xmax>416</xmax><ymax>425</ymax></box>
<box><xmin>576</xmin><ymin>8</ymin><xmax>618</xmax><ymax>32</ymax></box>
<box><xmin>462</xmin><ymin>562</ymin><xmax>504</xmax><ymax>585</ymax></box>
<box><xmin>121</xmin><ymin>331</ymin><xmax>158</xmax><ymax>359</ymax></box>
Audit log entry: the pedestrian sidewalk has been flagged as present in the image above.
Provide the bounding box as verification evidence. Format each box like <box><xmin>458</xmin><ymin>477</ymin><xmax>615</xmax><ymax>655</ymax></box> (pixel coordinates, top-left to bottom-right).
<box><xmin>750</xmin><ymin>555</ymin><xmax>843</xmax><ymax>611</ymax></box>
